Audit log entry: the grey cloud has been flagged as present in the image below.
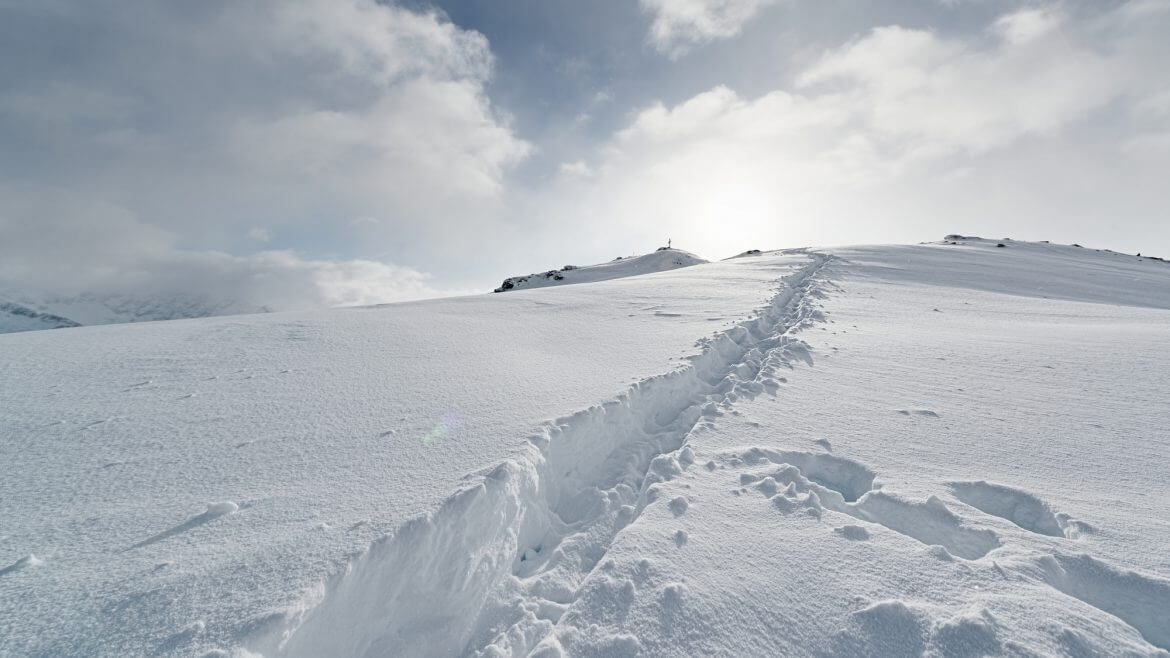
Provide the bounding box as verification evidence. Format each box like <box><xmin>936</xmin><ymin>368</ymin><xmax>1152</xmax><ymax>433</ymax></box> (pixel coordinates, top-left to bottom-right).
<box><xmin>0</xmin><ymin>0</ymin><xmax>528</xmax><ymax>305</ymax></box>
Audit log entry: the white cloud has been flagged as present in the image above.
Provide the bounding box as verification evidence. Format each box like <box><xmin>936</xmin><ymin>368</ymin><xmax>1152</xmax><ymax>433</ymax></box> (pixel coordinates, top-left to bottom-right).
<box><xmin>559</xmin><ymin>160</ymin><xmax>594</xmax><ymax>178</ymax></box>
<box><xmin>1123</xmin><ymin>132</ymin><xmax>1170</xmax><ymax>157</ymax></box>
<box><xmin>167</xmin><ymin>250</ymin><xmax>442</xmax><ymax>310</ymax></box>
<box><xmin>1135</xmin><ymin>89</ymin><xmax>1170</xmax><ymax>118</ymax></box>
<box><xmin>0</xmin><ymin>183</ymin><xmax>446</xmax><ymax>309</ymax></box>
<box><xmin>795</xmin><ymin>11</ymin><xmax>1129</xmax><ymax>157</ymax></box>
<box><xmin>640</xmin><ymin>0</ymin><xmax>779</xmax><ymax>57</ymax></box>
<box><xmin>227</xmin><ymin>1</ymin><xmax>530</xmax><ymax>203</ymax></box>
<box><xmin>993</xmin><ymin>7</ymin><xmax>1063</xmax><ymax>45</ymax></box>
<box><xmin>537</xmin><ymin>4</ymin><xmax>1169</xmax><ymax>258</ymax></box>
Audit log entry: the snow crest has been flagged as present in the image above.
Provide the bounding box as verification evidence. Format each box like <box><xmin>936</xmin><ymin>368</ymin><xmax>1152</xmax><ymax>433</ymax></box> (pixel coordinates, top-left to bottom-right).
<box><xmin>246</xmin><ymin>252</ymin><xmax>832</xmax><ymax>657</ymax></box>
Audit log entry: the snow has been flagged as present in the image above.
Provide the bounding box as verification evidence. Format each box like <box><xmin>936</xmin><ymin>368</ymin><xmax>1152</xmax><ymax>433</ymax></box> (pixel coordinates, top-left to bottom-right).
<box><xmin>0</xmin><ymin>255</ymin><xmax>788</xmax><ymax>656</ymax></box>
<box><xmin>493</xmin><ymin>248</ymin><xmax>707</xmax><ymax>292</ymax></box>
<box><xmin>2</xmin><ymin>238</ymin><xmax>1170</xmax><ymax>656</ymax></box>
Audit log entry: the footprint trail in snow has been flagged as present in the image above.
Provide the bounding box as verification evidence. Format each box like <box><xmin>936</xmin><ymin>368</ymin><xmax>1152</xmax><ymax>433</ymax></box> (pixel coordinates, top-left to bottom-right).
<box><xmin>248</xmin><ymin>252</ymin><xmax>833</xmax><ymax>657</ymax></box>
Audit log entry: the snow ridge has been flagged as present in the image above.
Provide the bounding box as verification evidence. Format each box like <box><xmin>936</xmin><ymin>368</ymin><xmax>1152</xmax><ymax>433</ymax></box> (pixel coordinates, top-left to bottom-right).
<box><xmin>246</xmin><ymin>251</ymin><xmax>832</xmax><ymax>657</ymax></box>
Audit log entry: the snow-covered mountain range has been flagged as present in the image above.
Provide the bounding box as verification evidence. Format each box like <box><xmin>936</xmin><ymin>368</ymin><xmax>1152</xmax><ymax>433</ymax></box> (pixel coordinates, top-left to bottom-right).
<box><xmin>2</xmin><ymin>237</ymin><xmax>1169</xmax><ymax>657</ymax></box>
<box><xmin>0</xmin><ymin>290</ymin><xmax>267</xmax><ymax>335</ymax></box>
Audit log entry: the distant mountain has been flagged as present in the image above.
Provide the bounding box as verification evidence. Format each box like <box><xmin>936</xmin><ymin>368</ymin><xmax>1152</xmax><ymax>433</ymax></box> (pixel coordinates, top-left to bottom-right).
<box><xmin>0</xmin><ymin>290</ymin><xmax>267</xmax><ymax>334</ymax></box>
<box><xmin>0</xmin><ymin>301</ymin><xmax>82</xmax><ymax>333</ymax></box>
<box><xmin>493</xmin><ymin>247</ymin><xmax>707</xmax><ymax>293</ymax></box>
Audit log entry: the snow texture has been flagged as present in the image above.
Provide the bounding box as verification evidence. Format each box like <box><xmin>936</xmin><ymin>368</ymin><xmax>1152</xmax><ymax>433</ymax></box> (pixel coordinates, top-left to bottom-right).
<box><xmin>2</xmin><ymin>237</ymin><xmax>1170</xmax><ymax>657</ymax></box>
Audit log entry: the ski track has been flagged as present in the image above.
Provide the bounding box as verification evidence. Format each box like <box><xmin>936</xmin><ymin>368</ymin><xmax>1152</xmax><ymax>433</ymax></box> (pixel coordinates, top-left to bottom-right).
<box><xmin>245</xmin><ymin>251</ymin><xmax>833</xmax><ymax>657</ymax></box>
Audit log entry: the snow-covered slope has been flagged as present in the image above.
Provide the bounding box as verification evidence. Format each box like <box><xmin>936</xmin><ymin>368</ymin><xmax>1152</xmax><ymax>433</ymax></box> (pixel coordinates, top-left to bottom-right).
<box><xmin>0</xmin><ymin>290</ymin><xmax>267</xmax><ymax>334</ymax></box>
<box><xmin>2</xmin><ymin>239</ymin><xmax>1169</xmax><ymax>657</ymax></box>
<box><xmin>493</xmin><ymin>248</ymin><xmax>707</xmax><ymax>292</ymax></box>
<box><xmin>0</xmin><ymin>257</ymin><xmax>785</xmax><ymax>657</ymax></box>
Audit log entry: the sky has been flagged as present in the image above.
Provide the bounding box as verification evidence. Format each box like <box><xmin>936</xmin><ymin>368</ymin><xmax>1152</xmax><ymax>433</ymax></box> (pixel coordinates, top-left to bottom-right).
<box><xmin>1</xmin><ymin>0</ymin><xmax>1168</xmax><ymax>310</ymax></box>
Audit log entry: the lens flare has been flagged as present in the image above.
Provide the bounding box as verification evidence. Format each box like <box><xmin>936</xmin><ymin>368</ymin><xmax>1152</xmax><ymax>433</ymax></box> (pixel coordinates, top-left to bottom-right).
<box><xmin>421</xmin><ymin>412</ymin><xmax>461</xmax><ymax>445</ymax></box>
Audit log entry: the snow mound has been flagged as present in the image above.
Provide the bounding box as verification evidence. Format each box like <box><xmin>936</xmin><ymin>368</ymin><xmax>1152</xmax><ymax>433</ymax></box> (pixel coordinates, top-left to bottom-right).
<box><xmin>493</xmin><ymin>248</ymin><xmax>707</xmax><ymax>292</ymax></box>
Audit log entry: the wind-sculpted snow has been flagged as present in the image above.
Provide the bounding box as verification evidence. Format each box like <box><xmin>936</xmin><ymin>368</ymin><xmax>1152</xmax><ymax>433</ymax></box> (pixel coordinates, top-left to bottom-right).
<box><xmin>948</xmin><ymin>480</ymin><xmax>1093</xmax><ymax>539</ymax></box>
<box><xmin>728</xmin><ymin>449</ymin><xmax>1000</xmax><ymax>560</ymax></box>
<box><xmin>1034</xmin><ymin>553</ymin><xmax>1170</xmax><ymax>651</ymax></box>
<box><xmin>249</xmin><ymin>253</ymin><xmax>832</xmax><ymax>656</ymax></box>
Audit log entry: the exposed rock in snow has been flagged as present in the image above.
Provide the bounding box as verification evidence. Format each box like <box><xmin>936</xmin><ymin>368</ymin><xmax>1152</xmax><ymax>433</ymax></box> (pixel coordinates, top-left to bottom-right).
<box><xmin>727</xmin><ymin>249</ymin><xmax>764</xmax><ymax>258</ymax></box>
<box><xmin>493</xmin><ymin>248</ymin><xmax>707</xmax><ymax>292</ymax></box>
<box><xmin>0</xmin><ymin>301</ymin><xmax>82</xmax><ymax>333</ymax></box>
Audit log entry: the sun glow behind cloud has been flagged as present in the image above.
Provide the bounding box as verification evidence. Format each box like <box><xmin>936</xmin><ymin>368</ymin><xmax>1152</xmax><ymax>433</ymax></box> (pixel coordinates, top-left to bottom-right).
<box><xmin>1</xmin><ymin>0</ymin><xmax>1168</xmax><ymax>311</ymax></box>
<box><xmin>541</xmin><ymin>3</ymin><xmax>1170</xmax><ymax>259</ymax></box>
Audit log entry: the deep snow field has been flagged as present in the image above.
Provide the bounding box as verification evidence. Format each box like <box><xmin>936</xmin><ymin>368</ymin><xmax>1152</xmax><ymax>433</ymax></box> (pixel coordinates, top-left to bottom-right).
<box><xmin>2</xmin><ymin>238</ymin><xmax>1169</xmax><ymax>657</ymax></box>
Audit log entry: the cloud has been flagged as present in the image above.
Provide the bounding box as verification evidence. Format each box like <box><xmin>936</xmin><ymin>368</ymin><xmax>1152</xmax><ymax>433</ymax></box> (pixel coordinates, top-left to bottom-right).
<box><xmin>165</xmin><ymin>251</ymin><xmax>442</xmax><ymax>310</ymax></box>
<box><xmin>640</xmin><ymin>0</ymin><xmax>779</xmax><ymax>57</ymax></box>
<box><xmin>4</xmin><ymin>0</ymin><xmax>1169</xmax><ymax>311</ymax></box>
<box><xmin>993</xmin><ymin>7</ymin><xmax>1063</xmax><ymax>45</ymax></box>
<box><xmin>0</xmin><ymin>0</ymin><xmax>528</xmax><ymax>308</ymax></box>
<box><xmin>0</xmin><ymin>182</ymin><xmax>446</xmax><ymax>309</ymax></box>
<box><xmin>559</xmin><ymin>161</ymin><xmax>594</xmax><ymax>178</ymax></box>
<box><xmin>795</xmin><ymin>10</ymin><xmax>1132</xmax><ymax>158</ymax></box>
<box><xmin>537</xmin><ymin>4</ymin><xmax>1170</xmax><ymax>257</ymax></box>
<box><xmin>1123</xmin><ymin>132</ymin><xmax>1170</xmax><ymax>157</ymax></box>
